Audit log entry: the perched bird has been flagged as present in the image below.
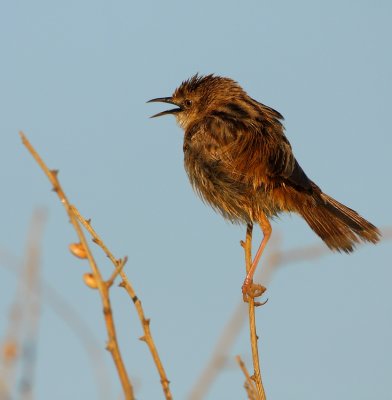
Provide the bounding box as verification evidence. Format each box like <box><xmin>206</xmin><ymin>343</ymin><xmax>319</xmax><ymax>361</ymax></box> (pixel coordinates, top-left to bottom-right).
<box><xmin>148</xmin><ymin>74</ymin><xmax>380</xmax><ymax>298</ymax></box>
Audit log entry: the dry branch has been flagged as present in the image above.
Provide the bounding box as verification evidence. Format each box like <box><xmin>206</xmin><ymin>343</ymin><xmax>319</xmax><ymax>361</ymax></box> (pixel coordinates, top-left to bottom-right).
<box><xmin>70</xmin><ymin>206</ymin><xmax>173</xmax><ymax>400</ymax></box>
<box><xmin>0</xmin><ymin>246</ymin><xmax>113</xmax><ymax>400</ymax></box>
<box><xmin>20</xmin><ymin>132</ymin><xmax>134</xmax><ymax>399</ymax></box>
<box><xmin>236</xmin><ymin>355</ymin><xmax>259</xmax><ymax>400</ymax></box>
<box><xmin>243</xmin><ymin>224</ymin><xmax>266</xmax><ymax>400</ymax></box>
<box><xmin>189</xmin><ymin>228</ymin><xmax>392</xmax><ymax>399</ymax></box>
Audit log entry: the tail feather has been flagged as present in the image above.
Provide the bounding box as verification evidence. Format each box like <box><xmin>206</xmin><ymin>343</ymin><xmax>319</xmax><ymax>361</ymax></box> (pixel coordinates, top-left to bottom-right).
<box><xmin>297</xmin><ymin>192</ymin><xmax>381</xmax><ymax>253</ymax></box>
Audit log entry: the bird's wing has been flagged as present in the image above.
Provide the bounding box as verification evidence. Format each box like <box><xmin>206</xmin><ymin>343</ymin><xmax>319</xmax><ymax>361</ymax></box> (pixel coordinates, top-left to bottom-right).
<box><xmin>202</xmin><ymin>113</ymin><xmax>314</xmax><ymax>193</ymax></box>
<box><xmin>264</xmin><ymin>132</ymin><xmax>313</xmax><ymax>192</ymax></box>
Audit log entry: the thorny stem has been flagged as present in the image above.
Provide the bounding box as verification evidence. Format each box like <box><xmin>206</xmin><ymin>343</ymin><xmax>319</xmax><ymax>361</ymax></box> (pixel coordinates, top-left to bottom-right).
<box><xmin>244</xmin><ymin>223</ymin><xmax>266</xmax><ymax>400</ymax></box>
<box><xmin>106</xmin><ymin>257</ymin><xmax>128</xmax><ymax>288</ymax></box>
<box><xmin>20</xmin><ymin>132</ymin><xmax>134</xmax><ymax>400</ymax></box>
<box><xmin>70</xmin><ymin>206</ymin><xmax>173</xmax><ymax>400</ymax></box>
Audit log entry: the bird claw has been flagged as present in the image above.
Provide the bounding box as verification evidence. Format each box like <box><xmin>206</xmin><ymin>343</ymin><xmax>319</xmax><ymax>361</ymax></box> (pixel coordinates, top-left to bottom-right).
<box><xmin>242</xmin><ymin>283</ymin><xmax>268</xmax><ymax>306</ymax></box>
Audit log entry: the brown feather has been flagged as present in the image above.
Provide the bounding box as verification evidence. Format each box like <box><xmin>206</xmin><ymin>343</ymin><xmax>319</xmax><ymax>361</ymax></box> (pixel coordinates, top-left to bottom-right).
<box><xmin>151</xmin><ymin>74</ymin><xmax>381</xmax><ymax>252</ymax></box>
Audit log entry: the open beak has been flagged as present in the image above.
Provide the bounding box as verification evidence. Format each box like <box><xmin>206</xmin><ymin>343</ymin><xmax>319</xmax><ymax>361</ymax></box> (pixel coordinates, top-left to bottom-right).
<box><xmin>147</xmin><ymin>97</ymin><xmax>182</xmax><ymax>118</ymax></box>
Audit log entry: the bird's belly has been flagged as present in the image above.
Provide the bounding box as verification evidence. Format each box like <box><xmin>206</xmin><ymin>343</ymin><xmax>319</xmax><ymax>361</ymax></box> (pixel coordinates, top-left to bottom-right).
<box><xmin>184</xmin><ymin>153</ymin><xmax>279</xmax><ymax>223</ymax></box>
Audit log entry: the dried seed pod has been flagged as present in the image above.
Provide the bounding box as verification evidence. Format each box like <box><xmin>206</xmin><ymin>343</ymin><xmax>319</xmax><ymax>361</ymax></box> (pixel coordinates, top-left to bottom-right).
<box><xmin>83</xmin><ymin>273</ymin><xmax>98</xmax><ymax>289</ymax></box>
<box><xmin>69</xmin><ymin>242</ymin><xmax>87</xmax><ymax>259</ymax></box>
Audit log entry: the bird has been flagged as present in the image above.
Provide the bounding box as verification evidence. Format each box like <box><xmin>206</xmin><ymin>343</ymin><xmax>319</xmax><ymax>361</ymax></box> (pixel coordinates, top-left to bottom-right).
<box><xmin>148</xmin><ymin>74</ymin><xmax>381</xmax><ymax>299</ymax></box>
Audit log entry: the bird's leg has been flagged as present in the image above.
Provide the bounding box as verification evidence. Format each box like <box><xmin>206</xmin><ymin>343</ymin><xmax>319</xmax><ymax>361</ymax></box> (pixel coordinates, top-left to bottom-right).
<box><xmin>242</xmin><ymin>214</ymin><xmax>271</xmax><ymax>301</ymax></box>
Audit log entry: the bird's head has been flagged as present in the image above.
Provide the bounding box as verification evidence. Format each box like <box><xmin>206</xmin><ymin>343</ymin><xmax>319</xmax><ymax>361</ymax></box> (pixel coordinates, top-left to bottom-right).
<box><xmin>148</xmin><ymin>74</ymin><xmax>246</xmax><ymax>130</ymax></box>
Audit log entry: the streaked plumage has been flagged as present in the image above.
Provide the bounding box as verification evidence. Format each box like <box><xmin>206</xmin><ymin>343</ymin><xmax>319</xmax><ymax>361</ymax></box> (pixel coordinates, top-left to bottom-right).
<box><xmin>149</xmin><ymin>74</ymin><xmax>380</xmax><ymax>296</ymax></box>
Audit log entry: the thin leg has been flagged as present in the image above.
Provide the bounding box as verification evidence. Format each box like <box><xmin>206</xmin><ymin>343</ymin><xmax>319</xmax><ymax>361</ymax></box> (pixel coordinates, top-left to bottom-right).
<box><xmin>242</xmin><ymin>214</ymin><xmax>272</xmax><ymax>296</ymax></box>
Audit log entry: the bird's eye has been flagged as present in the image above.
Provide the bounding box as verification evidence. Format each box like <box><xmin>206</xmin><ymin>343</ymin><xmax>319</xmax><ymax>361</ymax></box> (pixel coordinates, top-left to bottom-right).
<box><xmin>184</xmin><ymin>99</ymin><xmax>193</xmax><ymax>108</ymax></box>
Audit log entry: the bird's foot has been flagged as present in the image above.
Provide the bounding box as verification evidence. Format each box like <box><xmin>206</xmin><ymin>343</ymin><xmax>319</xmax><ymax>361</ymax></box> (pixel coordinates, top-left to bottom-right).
<box><xmin>242</xmin><ymin>282</ymin><xmax>267</xmax><ymax>307</ymax></box>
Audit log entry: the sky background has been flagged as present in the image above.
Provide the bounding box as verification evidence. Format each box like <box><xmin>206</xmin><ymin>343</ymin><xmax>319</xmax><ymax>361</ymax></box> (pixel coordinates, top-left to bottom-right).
<box><xmin>1</xmin><ymin>1</ymin><xmax>391</xmax><ymax>399</ymax></box>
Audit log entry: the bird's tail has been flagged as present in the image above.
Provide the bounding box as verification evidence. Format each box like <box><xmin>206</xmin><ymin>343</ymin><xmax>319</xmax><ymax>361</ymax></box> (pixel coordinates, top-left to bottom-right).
<box><xmin>297</xmin><ymin>192</ymin><xmax>381</xmax><ymax>252</ymax></box>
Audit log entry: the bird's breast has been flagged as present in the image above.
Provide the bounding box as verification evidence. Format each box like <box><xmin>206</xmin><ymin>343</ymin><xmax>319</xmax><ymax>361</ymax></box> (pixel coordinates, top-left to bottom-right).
<box><xmin>183</xmin><ymin>140</ymin><xmax>277</xmax><ymax>222</ymax></box>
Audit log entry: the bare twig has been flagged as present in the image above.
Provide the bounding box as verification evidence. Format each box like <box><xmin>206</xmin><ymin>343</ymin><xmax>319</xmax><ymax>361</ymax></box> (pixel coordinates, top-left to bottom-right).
<box><xmin>70</xmin><ymin>205</ymin><xmax>173</xmax><ymax>400</ymax></box>
<box><xmin>106</xmin><ymin>257</ymin><xmax>128</xmax><ymax>288</ymax></box>
<box><xmin>20</xmin><ymin>132</ymin><xmax>134</xmax><ymax>400</ymax></box>
<box><xmin>119</xmin><ymin>278</ymin><xmax>172</xmax><ymax>400</ymax></box>
<box><xmin>0</xmin><ymin>246</ymin><xmax>113</xmax><ymax>400</ymax></box>
<box><xmin>190</xmin><ymin>227</ymin><xmax>392</xmax><ymax>399</ymax></box>
<box><xmin>236</xmin><ymin>355</ymin><xmax>259</xmax><ymax>400</ymax></box>
<box><xmin>187</xmin><ymin>305</ymin><xmax>243</xmax><ymax>400</ymax></box>
<box><xmin>243</xmin><ymin>224</ymin><xmax>266</xmax><ymax>399</ymax></box>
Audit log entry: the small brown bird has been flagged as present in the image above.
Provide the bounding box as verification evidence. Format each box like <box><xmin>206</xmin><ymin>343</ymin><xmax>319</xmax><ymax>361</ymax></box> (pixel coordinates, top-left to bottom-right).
<box><xmin>148</xmin><ymin>74</ymin><xmax>380</xmax><ymax>298</ymax></box>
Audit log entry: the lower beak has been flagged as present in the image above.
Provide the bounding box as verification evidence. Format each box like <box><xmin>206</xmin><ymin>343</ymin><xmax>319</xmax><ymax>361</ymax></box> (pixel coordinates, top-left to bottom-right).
<box><xmin>147</xmin><ymin>97</ymin><xmax>182</xmax><ymax>118</ymax></box>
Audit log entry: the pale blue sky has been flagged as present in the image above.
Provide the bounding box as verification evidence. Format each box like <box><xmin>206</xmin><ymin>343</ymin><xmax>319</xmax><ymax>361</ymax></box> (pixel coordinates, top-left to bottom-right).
<box><xmin>1</xmin><ymin>1</ymin><xmax>391</xmax><ymax>399</ymax></box>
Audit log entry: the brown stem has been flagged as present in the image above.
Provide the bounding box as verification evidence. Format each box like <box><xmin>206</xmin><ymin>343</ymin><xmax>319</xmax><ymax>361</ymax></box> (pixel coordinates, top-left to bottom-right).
<box><xmin>70</xmin><ymin>205</ymin><xmax>173</xmax><ymax>400</ymax></box>
<box><xmin>236</xmin><ymin>355</ymin><xmax>258</xmax><ymax>399</ymax></box>
<box><xmin>244</xmin><ymin>223</ymin><xmax>266</xmax><ymax>400</ymax></box>
<box><xmin>119</xmin><ymin>277</ymin><xmax>173</xmax><ymax>400</ymax></box>
<box><xmin>191</xmin><ymin>228</ymin><xmax>392</xmax><ymax>398</ymax></box>
<box><xmin>20</xmin><ymin>132</ymin><xmax>134</xmax><ymax>399</ymax></box>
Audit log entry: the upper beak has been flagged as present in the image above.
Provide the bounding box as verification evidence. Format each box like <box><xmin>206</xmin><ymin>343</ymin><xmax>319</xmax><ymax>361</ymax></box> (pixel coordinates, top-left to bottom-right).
<box><xmin>147</xmin><ymin>97</ymin><xmax>182</xmax><ymax>118</ymax></box>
